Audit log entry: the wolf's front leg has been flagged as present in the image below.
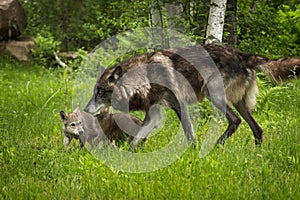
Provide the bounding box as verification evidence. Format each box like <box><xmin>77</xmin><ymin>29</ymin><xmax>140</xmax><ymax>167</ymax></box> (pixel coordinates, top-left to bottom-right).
<box><xmin>173</xmin><ymin>102</ymin><xmax>196</xmax><ymax>146</ymax></box>
<box><xmin>130</xmin><ymin>105</ymin><xmax>162</xmax><ymax>148</ymax></box>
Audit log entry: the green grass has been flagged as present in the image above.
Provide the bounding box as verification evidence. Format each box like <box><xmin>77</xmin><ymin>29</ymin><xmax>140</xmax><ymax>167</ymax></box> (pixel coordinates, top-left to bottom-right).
<box><xmin>0</xmin><ymin>57</ymin><xmax>299</xmax><ymax>199</ymax></box>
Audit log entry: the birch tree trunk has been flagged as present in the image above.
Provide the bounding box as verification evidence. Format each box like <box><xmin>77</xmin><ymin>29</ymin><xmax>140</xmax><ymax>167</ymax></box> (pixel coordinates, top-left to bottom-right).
<box><xmin>205</xmin><ymin>0</ymin><xmax>227</xmax><ymax>44</ymax></box>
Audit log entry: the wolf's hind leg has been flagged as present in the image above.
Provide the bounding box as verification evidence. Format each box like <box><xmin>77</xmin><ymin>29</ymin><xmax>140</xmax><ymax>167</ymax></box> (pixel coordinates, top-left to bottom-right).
<box><xmin>208</xmin><ymin>96</ymin><xmax>241</xmax><ymax>145</ymax></box>
<box><xmin>233</xmin><ymin>100</ymin><xmax>263</xmax><ymax>145</ymax></box>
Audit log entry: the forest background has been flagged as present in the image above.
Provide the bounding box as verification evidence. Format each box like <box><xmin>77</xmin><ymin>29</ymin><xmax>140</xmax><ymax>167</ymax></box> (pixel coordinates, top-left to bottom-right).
<box><xmin>20</xmin><ymin>0</ymin><xmax>300</xmax><ymax>62</ymax></box>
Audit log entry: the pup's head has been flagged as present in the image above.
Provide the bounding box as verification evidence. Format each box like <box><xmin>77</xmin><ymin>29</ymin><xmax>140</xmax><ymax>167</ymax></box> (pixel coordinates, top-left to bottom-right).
<box><xmin>60</xmin><ymin>106</ymin><xmax>84</xmax><ymax>137</ymax></box>
<box><xmin>84</xmin><ymin>66</ymin><xmax>123</xmax><ymax>116</ymax></box>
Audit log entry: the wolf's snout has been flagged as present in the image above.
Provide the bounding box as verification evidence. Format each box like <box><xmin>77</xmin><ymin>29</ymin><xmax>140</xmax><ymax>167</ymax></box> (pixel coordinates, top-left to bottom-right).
<box><xmin>83</xmin><ymin>104</ymin><xmax>92</xmax><ymax>113</ymax></box>
<box><xmin>84</xmin><ymin>98</ymin><xmax>96</xmax><ymax>113</ymax></box>
<box><xmin>84</xmin><ymin>104</ymin><xmax>97</xmax><ymax>114</ymax></box>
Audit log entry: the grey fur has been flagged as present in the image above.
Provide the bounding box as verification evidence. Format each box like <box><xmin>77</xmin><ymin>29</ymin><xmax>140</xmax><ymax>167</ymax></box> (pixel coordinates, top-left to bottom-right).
<box><xmin>60</xmin><ymin>106</ymin><xmax>144</xmax><ymax>149</ymax></box>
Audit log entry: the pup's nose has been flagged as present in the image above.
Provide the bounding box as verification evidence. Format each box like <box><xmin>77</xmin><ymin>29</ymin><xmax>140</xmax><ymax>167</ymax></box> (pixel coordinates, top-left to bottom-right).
<box><xmin>78</xmin><ymin>130</ymin><xmax>84</xmax><ymax>135</ymax></box>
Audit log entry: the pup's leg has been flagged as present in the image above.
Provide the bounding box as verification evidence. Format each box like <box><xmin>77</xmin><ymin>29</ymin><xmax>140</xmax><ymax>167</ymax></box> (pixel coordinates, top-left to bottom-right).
<box><xmin>63</xmin><ymin>136</ymin><xmax>71</xmax><ymax>148</ymax></box>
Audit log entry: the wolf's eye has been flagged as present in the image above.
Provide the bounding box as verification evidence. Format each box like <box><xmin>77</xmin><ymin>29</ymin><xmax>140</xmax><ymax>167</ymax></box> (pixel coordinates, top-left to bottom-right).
<box><xmin>98</xmin><ymin>88</ymin><xmax>106</xmax><ymax>97</ymax></box>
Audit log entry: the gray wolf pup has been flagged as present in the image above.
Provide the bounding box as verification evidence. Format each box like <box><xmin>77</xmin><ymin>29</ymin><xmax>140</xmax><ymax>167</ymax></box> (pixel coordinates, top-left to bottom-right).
<box><xmin>60</xmin><ymin>106</ymin><xmax>144</xmax><ymax>148</ymax></box>
<box><xmin>60</xmin><ymin>106</ymin><xmax>106</xmax><ymax>148</ymax></box>
<box><xmin>84</xmin><ymin>44</ymin><xmax>297</xmax><ymax>146</ymax></box>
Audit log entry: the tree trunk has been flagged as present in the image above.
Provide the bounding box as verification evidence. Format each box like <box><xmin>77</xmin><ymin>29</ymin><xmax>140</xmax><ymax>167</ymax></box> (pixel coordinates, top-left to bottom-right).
<box><xmin>250</xmin><ymin>0</ymin><xmax>258</xmax><ymax>13</ymax></box>
<box><xmin>205</xmin><ymin>0</ymin><xmax>227</xmax><ymax>44</ymax></box>
<box><xmin>164</xmin><ymin>0</ymin><xmax>185</xmax><ymax>33</ymax></box>
<box><xmin>148</xmin><ymin>0</ymin><xmax>167</xmax><ymax>50</ymax></box>
<box><xmin>224</xmin><ymin>0</ymin><xmax>237</xmax><ymax>46</ymax></box>
<box><xmin>60</xmin><ymin>0</ymin><xmax>68</xmax><ymax>52</ymax></box>
<box><xmin>148</xmin><ymin>0</ymin><xmax>185</xmax><ymax>50</ymax></box>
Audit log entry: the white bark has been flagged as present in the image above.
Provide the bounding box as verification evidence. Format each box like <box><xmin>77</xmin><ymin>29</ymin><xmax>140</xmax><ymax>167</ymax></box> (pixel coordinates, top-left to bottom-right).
<box><xmin>205</xmin><ymin>0</ymin><xmax>227</xmax><ymax>44</ymax></box>
<box><xmin>53</xmin><ymin>51</ymin><xmax>68</xmax><ymax>68</ymax></box>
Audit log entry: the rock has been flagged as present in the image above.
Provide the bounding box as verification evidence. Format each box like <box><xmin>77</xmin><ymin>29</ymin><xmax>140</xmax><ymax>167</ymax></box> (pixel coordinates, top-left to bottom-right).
<box><xmin>0</xmin><ymin>36</ymin><xmax>35</xmax><ymax>61</ymax></box>
<box><xmin>0</xmin><ymin>0</ymin><xmax>26</xmax><ymax>40</ymax></box>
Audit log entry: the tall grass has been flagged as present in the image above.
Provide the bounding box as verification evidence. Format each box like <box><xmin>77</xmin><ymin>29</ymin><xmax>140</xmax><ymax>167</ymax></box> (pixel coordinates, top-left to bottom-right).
<box><xmin>0</xmin><ymin>57</ymin><xmax>299</xmax><ymax>199</ymax></box>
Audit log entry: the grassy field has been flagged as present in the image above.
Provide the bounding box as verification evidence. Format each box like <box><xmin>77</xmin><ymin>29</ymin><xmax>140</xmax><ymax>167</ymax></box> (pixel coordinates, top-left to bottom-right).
<box><xmin>0</xmin><ymin>57</ymin><xmax>300</xmax><ymax>199</ymax></box>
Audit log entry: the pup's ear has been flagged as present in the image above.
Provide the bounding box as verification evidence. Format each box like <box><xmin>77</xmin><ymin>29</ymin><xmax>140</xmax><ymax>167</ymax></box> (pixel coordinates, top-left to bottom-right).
<box><xmin>74</xmin><ymin>105</ymin><xmax>80</xmax><ymax>113</ymax></box>
<box><xmin>60</xmin><ymin>111</ymin><xmax>68</xmax><ymax>121</ymax></box>
<box><xmin>109</xmin><ymin>66</ymin><xmax>123</xmax><ymax>83</ymax></box>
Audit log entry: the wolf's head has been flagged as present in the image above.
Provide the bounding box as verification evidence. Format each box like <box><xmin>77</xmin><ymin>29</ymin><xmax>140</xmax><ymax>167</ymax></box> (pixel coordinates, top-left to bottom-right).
<box><xmin>84</xmin><ymin>66</ymin><xmax>123</xmax><ymax>115</ymax></box>
<box><xmin>60</xmin><ymin>106</ymin><xmax>84</xmax><ymax>137</ymax></box>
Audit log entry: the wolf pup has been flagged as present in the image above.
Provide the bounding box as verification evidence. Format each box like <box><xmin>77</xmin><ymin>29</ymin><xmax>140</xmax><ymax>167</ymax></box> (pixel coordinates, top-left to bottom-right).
<box><xmin>60</xmin><ymin>106</ymin><xmax>144</xmax><ymax>148</ymax></box>
<box><xmin>84</xmin><ymin>44</ymin><xmax>298</xmax><ymax>147</ymax></box>
<box><xmin>60</xmin><ymin>106</ymin><xmax>106</xmax><ymax>148</ymax></box>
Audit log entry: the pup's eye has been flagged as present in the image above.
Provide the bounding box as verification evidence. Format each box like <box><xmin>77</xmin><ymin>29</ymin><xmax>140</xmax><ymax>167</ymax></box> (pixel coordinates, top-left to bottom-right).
<box><xmin>70</xmin><ymin>122</ymin><xmax>76</xmax><ymax>127</ymax></box>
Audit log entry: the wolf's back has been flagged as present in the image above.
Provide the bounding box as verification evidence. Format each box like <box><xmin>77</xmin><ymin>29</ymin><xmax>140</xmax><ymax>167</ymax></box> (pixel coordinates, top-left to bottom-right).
<box><xmin>208</xmin><ymin>44</ymin><xmax>300</xmax><ymax>83</ymax></box>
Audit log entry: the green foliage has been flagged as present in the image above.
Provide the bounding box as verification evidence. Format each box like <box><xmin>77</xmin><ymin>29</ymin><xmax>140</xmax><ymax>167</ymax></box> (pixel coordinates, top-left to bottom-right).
<box><xmin>238</xmin><ymin>0</ymin><xmax>300</xmax><ymax>57</ymax></box>
<box><xmin>20</xmin><ymin>0</ymin><xmax>149</xmax><ymax>51</ymax></box>
<box><xmin>276</xmin><ymin>4</ymin><xmax>300</xmax><ymax>55</ymax></box>
<box><xmin>1</xmin><ymin>56</ymin><xmax>300</xmax><ymax>199</ymax></box>
<box><xmin>3</xmin><ymin>1</ymin><xmax>299</xmax><ymax>198</ymax></box>
<box><xmin>31</xmin><ymin>32</ymin><xmax>61</xmax><ymax>64</ymax></box>
<box><xmin>19</xmin><ymin>0</ymin><xmax>299</xmax><ymax>66</ymax></box>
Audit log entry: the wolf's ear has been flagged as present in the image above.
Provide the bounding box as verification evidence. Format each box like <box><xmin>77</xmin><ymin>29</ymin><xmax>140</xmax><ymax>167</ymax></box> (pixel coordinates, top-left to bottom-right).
<box><xmin>109</xmin><ymin>66</ymin><xmax>123</xmax><ymax>83</ymax></box>
<box><xmin>99</xmin><ymin>65</ymin><xmax>106</xmax><ymax>76</ymax></box>
<box><xmin>60</xmin><ymin>111</ymin><xmax>68</xmax><ymax>121</ymax></box>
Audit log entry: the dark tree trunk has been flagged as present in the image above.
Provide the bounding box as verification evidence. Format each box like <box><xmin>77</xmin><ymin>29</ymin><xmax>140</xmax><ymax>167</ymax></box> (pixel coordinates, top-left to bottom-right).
<box><xmin>225</xmin><ymin>0</ymin><xmax>237</xmax><ymax>46</ymax></box>
<box><xmin>60</xmin><ymin>0</ymin><xmax>68</xmax><ymax>52</ymax></box>
<box><xmin>148</xmin><ymin>0</ymin><xmax>168</xmax><ymax>50</ymax></box>
<box><xmin>250</xmin><ymin>0</ymin><xmax>258</xmax><ymax>13</ymax></box>
<box><xmin>224</xmin><ymin>0</ymin><xmax>237</xmax><ymax>46</ymax></box>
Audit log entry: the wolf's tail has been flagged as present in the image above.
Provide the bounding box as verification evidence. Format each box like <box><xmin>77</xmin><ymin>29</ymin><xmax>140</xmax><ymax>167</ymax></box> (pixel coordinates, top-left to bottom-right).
<box><xmin>246</xmin><ymin>54</ymin><xmax>300</xmax><ymax>83</ymax></box>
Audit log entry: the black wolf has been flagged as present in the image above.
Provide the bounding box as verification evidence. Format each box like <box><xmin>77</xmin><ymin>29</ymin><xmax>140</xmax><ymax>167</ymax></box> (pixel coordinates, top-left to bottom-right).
<box><xmin>96</xmin><ymin>107</ymin><xmax>144</xmax><ymax>142</ymax></box>
<box><xmin>84</xmin><ymin>44</ymin><xmax>297</xmax><ymax>146</ymax></box>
